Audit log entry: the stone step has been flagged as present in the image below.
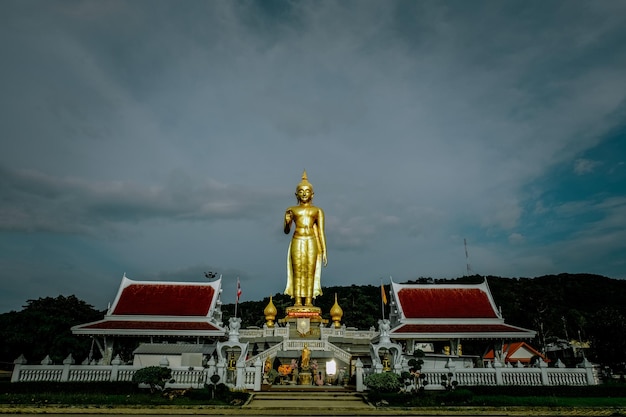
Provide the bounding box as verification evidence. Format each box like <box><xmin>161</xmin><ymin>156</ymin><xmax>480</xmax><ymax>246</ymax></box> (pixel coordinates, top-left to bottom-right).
<box><xmin>244</xmin><ymin>390</ymin><xmax>372</xmax><ymax>409</ymax></box>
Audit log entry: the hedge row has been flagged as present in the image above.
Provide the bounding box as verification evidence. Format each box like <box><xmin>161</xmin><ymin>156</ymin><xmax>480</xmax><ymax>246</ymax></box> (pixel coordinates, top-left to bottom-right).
<box><xmin>0</xmin><ymin>381</ymin><xmax>140</xmax><ymax>394</ymax></box>
<box><xmin>464</xmin><ymin>383</ymin><xmax>626</xmax><ymax>397</ymax></box>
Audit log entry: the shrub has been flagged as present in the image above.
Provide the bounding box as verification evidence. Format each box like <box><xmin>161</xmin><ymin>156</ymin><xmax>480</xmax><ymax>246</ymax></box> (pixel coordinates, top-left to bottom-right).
<box><xmin>1</xmin><ymin>381</ymin><xmax>139</xmax><ymax>395</ymax></box>
<box><xmin>132</xmin><ymin>366</ymin><xmax>173</xmax><ymax>393</ymax></box>
<box><xmin>408</xmin><ymin>357</ymin><xmax>424</xmax><ymax>371</ymax></box>
<box><xmin>466</xmin><ymin>384</ymin><xmax>626</xmax><ymax>398</ymax></box>
<box><xmin>364</xmin><ymin>371</ymin><xmax>402</xmax><ymax>393</ymax></box>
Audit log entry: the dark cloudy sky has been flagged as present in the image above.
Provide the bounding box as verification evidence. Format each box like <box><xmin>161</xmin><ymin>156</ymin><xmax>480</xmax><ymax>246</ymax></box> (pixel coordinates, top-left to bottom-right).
<box><xmin>1</xmin><ymin>0</ymin><xmax>625</xmax><ymax>313</ymax></box>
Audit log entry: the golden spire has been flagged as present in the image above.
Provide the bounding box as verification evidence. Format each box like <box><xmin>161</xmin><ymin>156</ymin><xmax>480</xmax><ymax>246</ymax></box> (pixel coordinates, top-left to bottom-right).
<box><xmin>330</xmin><ymin>293</ymin><xmax>343</xmax><ymax>328</ymax></box>
<box><xmin>264</xmin><ymin>296</ymin><xmax>278</xmax><ymax>328</ymax></box>
<box><xmin>296</xmin><ymin>169</ymin><xmax>313</xmax><ymax>191</ymax></box>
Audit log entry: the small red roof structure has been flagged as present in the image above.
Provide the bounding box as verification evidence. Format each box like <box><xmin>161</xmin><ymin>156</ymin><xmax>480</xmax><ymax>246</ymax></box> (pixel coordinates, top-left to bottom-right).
<box><xmin>389</xmin><ymin>280</ymin><xmax>536</xmax><ymax>340</ymax></box>
<box><xmin>484</xmin><ymin>342</ymin><xmax>548</xmax><ymax>364</ymax></box>
<box><xmin>72</xmin><ymin>275</ymin><xmax>226</xmax><ymax>337</ymax></box>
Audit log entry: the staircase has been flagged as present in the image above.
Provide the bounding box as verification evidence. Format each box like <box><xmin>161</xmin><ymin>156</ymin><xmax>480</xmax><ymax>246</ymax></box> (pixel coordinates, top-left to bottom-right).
<box><xmin>244</xmin><ymin>388</ymin><xmax>373</xmax><ymax>411</ymax></box>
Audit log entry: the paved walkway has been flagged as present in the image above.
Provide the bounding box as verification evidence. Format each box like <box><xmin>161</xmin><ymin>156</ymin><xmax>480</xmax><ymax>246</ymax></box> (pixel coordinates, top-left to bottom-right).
<box><xmin>0</xmin><ymin>406</ymin><xmax>624</xmax><ymax>416</ymax></box>
<box><xmin>243</xmin><ymin>389</ymin><xmax>373</xmax><ymax>411</ymax></box>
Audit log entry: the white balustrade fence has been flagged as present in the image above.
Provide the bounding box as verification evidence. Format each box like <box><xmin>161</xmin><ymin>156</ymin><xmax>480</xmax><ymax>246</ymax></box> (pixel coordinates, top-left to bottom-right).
<box><xmin>11</xmin><ymin>357</ymin><xmax>264</xmax><ymax>391</ymax></box>
<box><xmin>11</xmin><ymin>356</ymin><xmax>596</xmax><ymax>392</ymax></box>
<box><xmin>361</xmin><ymin>358</ymin><xmax>597</xmax><ymax>391</ymax></box>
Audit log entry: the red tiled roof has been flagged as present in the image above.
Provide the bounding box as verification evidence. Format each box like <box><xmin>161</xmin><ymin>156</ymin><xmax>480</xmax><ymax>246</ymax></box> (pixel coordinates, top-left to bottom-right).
<box><xmin>80</xmin><ymin>320</ymin><xmax>220</xmax><ymax>331</ymax></box>
<box><xmin>393</xmin><ymin>324</ymin><xmax>526</xmax><ymax>334</ymax></box>
<box><xmin>484</xmin><ymin>342</ymin><xmax>548</xmax><ymax>363</ymax></box>
<box><xmin>113</xmin><ymin>284</ymin><xmax>215</xmax><ymax>316</ymax></box>
<box><xmin>398</xmin><ymin>288</ymin><xmax>498</xmax><ymax>319</ymax></box>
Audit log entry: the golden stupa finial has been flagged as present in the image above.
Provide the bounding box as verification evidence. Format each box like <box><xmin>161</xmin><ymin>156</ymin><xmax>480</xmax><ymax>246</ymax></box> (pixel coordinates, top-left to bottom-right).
<box><xmin>264</xmin><ymin>296</ymin><xmax>277</xmax><ymax>327</ymax></box>
<box><xmin>330</xmin><ymin>293</ymin><xmax>343</xmax><ymax>328</ymax></box>
<box><xmin>296</xmin><ymin>169</ymin><xmax>313</xmax><ymax>191</ymax></box>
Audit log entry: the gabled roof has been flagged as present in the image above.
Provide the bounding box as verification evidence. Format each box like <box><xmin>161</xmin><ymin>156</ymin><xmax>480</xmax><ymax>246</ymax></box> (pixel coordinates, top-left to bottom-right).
<box><xmin>72</xmin><ymin>276</ymin><xmax>226</xmax><ymax>337</ymax></box>
<box><xmin>484</xmin><ymin>342</ymin><xmax>548</xmax><ymax>363</ymax></box>
<box><xmin>393</xmin><ymin>280</ymin><xmax>501</xmax><ymax>320</ymax></box>
<box><xmin>389</xmin><ymin>279</ymin><xmax>536</xmax><ymax>340</ymax></box>
<box><xmin>111</xmin><ymin>281</ymin><xmax>216</xmax><ymax>316</ymax></box>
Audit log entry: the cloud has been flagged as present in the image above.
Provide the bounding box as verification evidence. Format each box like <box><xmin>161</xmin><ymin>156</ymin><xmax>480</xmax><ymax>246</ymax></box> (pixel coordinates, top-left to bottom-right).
<box><xmin>573</xmin><ymin>159</ymin><xmax>601</xmax><ymax>175</ymax></box>
<box><xmin>1</xmin><ymin>1</ymin><xmax>626</xmax><ymax>312</ymax></box>
<box><xmin>0</xmin><ymin>166</ymin><xmax>280</xmax><ymax>236</ymax></box>
<box><xmin>508</xmin><ymin>233</ymin><xmax>525</xmax><ymax>245</ymax></box>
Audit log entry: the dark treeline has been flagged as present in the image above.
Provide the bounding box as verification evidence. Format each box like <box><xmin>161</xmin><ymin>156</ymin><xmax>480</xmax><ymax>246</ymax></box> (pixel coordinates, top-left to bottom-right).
<box><xmin>0</xmin><ymin>295</ymin><xmax>104</xmax><ymax>370</ymax></box>
<box><xmin>1</xmin><ymin>274</ymin><xmax>625</xmax><ymax>369</ymax></box>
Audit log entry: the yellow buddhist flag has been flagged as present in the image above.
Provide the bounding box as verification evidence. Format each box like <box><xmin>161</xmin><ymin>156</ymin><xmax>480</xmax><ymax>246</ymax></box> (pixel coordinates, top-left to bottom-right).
<box><xmin>381</xmin><ymin>284</ymin><xmax>388</xmax><ymax>305</ymax></box>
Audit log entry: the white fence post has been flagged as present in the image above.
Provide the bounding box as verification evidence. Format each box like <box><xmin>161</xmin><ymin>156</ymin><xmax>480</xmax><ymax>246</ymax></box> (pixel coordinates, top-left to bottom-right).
<box><xmin>578</xmin><ymin>358</ymin><xmax>596</xmax><ymax>385</ymax></box>
<box><xmin>11</xmin><ymin>355</ymin><xmax>27</xmax><ymax>383</ymax></box>
<box><xmin>253</xmin><ymin>358</ymin><xmax>262</xmax><ymax>392</ymax></box>
<box><xmin>538</xmin><ymin>358</ymin><xmax>549</xmax><ymax>385</ymax></box>
<box><xmin>494</xmin><ymin>365</ymin><xmax>503</xmax><ymax>385</ymax></box>
<box><xmin>217</xmin><ymin>358</ymin><xmax>226</xmax><ymax>384</ymax></box>
<box><xmin>355</xmin><ymin>358</ymin><xmax>364</xmax><ymax>392</ymax></box>
<box><xmin>110</xmin><ymin>355</ymin><xmax>122</xmax><ymax>382</ymax></box>
<box><xmin>61</xmin><ymin>354</ymin><xmax>74</xmax><ymax>382</ymax></box>
<box><xmin>235</xmin><ymin>361</ymin><xmax>246</xmax><ymax>390</ymax></box>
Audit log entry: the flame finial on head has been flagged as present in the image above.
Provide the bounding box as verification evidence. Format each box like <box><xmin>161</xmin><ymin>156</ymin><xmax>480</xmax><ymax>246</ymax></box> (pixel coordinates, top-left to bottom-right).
<box><xmin>296</xmin><ymin>169</ymin><xmax>313</xmax><ymax>191</ymax></box>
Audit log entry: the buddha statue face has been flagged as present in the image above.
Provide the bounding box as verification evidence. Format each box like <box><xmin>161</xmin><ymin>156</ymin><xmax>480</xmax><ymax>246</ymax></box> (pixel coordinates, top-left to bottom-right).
<box><xmin>295</xmin><ymin>185</ymin><xmax>313</xmax><ymax>204</ymax></box>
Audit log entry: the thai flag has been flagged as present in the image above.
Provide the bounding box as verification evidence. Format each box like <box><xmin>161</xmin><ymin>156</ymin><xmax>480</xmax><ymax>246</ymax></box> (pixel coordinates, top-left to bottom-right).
<box><xmin>237</xmin><ymin>278</ymin><xmax>242</xmax><ymax>302</ymax></box>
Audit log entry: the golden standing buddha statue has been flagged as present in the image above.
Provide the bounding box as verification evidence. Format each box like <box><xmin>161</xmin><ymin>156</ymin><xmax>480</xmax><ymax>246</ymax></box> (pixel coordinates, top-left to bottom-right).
<box><xmin>284</xmin><ymin>171</ymin><xmax>327</xmax><ymax>307</ymax></box>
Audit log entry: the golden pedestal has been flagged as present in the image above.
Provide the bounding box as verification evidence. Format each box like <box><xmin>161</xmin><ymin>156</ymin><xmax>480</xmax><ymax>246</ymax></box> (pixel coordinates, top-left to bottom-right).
<box><xmin>280</xmin><ymin>306</ymin><xmax>328</xmax><ymax>339</ymax></box>
<box><xmin>299</xmin><ymin>372</ymin><xmax>312</xmax><ymax>386</ymax></box>
<box><xmin>285</xmin><ymin>305</ymin><xmax>322</xmax><ymax>317</ymax></box>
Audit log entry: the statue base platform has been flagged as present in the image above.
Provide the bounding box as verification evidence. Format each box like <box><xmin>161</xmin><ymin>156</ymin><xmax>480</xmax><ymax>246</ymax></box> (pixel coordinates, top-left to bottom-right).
<box><xmin>279</xmin><ymin>307</ymin><xmax>327</xmax><ymax>339</ymax></box>
<box><xmin>285</xmin><ymin>305</ymin><xmax>322</xmax><ymax>318</ymax></box>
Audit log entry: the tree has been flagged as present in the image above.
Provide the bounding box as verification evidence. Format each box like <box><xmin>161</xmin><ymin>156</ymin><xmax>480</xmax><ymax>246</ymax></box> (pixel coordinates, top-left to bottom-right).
<box><xmin>589</xmin><ymin>307</ymin><xmax>626</xmax><ymax>366</ymax></box>
<box><xmin>0</xmin><ymin>295</ymin><xmax>103</xmax><ymax>364</ymax></box>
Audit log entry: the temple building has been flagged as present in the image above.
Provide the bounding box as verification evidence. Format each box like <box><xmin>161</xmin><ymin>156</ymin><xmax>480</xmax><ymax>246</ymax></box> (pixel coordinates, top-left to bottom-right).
<box><xmin>483</xmin><ymin>342</ymin><xmax>548</xmax><ymax>366</ymax></box>
<box><xmin>387</xmin><ymin>279</ymin><xmax>536</xmax><ymax>368</ymax></box>
<box><xmin>71</xmin><ymin>275</ymin><xmax>226</xmax><ymax>366</ymax></box>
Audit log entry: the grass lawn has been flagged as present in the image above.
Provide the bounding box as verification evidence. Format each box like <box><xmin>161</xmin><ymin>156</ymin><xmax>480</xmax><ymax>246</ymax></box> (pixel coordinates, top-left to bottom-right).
<box><xmin>367</xmin><ymin>384</ymin><xmax>626</xmax><ymax>408</ymax></box>
<box><xmin>1</xmin><ymin>380</ymin><xmax>626</xmax><ymax>409</ymax></box>
<box><xmin>0</xmin><ymin>381</ymin><xmax>248</xmax><ymax>407</ymax></box>
<box><xmin>471</xmin><ymin>395</ymin><xmax>626</xmax><ymax>407</ymax></box>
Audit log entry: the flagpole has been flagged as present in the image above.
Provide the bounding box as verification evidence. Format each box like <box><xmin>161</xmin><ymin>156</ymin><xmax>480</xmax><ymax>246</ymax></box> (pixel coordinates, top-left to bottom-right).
<box><xmin>235</xmin><ymin>277</ymin><xmax>241</xmax><ymax>318</ymax></box>
<box><xmin>380</xmin><ymin>278</ymin><xmax>385</xmax><ymax>320</ymax></box>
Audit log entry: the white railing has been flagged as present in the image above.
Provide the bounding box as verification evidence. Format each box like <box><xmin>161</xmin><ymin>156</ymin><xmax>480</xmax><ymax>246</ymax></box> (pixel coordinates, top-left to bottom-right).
<box><xmin>239</xmin><ymin>325</ymin><xmax>376</xmax><ymax>341</ymax></box>
<box><xmin>245</xmin><ymin>340</ymin><xmax>352</xmax><ymax>367</ymax></box>
<box><xmin>243</xmin><ymin>366</ymin><xmax>257</xmax><ymax>390</ymax></box>
<box><xmin>11</xmin><ymin>356</ymin><xmax>596</xmax><ymax>392</ymax></box>
<box><xmin>283</xmin><ymin>340</ymin><xmax>326</xmax><ymax>350</ymax></box>
<box><xmin>323</xmin><ymin>342</ymin><xmax>352</xmax><ymax>364</ymax></box>
<box><xmin>12</xmin><ymin>359</ymin><xmax>264</xmax><ymax>391</ymax></box>
<box><xmin>358</xmin><ymin>358</ymin><xmax>597</xmax><ymax>391</ymax></box>
<box><xmin>454</xmin><ymin>369</ymin><xmax>497</xmax><ymax>386</ymax></box>
<box><xmin>14</xmin><ymin>363</ymin><xmax>216</xmax><ymax>389</ymax></box>
<box><xmin>244</xmin><ymin>342</ymin><xmax>284</xmax><ymax>367</ymax></box>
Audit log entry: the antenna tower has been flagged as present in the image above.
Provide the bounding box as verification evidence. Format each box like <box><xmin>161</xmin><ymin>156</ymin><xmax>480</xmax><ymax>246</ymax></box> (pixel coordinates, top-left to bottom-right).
<box><xmin>464</xmin><ymin>238</ymin><xmax>473</xmax><ymax>276</ymax></box>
